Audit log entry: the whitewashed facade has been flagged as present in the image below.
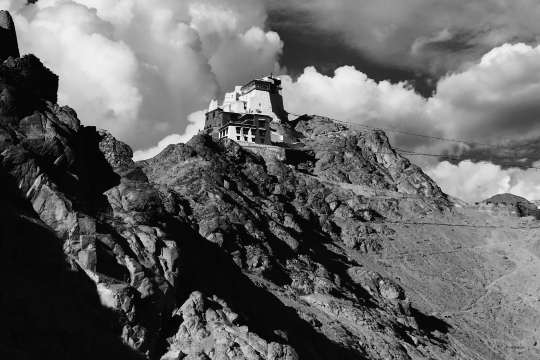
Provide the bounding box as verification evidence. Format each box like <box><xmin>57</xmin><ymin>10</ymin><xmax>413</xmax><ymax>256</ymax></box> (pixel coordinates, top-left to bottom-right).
<box><xmin>217</xmin><ymin>115</ymin><xmax>271</xmax><ymax>144</ymax></box>
<box><xmin>210</xmin><ymin>76</ymin><xmax>286</xmax><ymax>123</ymax></box>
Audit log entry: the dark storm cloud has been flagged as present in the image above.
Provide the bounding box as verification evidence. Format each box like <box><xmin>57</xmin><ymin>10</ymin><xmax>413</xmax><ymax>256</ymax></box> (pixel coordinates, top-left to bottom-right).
<box><xmin>266</xmin><ymin>2</ymin><xmax>436</xmax><ymax>96</ymax></box>
<box><xmin>266</xmin><ymin>0</ymin><xmax>540</xmax><ymax>76</ymax></box>
<box><xmin>457</xmin><ymin>139</ymin><xmax>540</xmax><ymax>170</ymax></box>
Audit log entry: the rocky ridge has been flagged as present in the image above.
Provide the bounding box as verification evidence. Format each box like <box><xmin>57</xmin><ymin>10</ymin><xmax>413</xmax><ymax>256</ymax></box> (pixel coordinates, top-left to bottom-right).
<box><xmin>477</xmin><ymin>193</ymin><xmax>540</xmax><ymax>219</ymax></box>
<box><xmin>1</xmin><ymin>51</ymin><xmax>538</xmax><ymax>360</ymax></box>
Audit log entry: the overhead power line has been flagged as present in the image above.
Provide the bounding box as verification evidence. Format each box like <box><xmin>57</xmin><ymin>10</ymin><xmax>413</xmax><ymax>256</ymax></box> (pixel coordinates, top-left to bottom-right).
<box><xmin>287</xmin><ymin>114</ymin><xmax>540</xmax><ymax>171</ymax></box>
<box><xmin>288</xmin><ymin>113</ymin><xmax>495</xmax><ymax>148</ymax></box>
<box><xmin>354</xmin><ymin>124</ymin><xmax>490</xmax><ymax>147</ymax></box>
<box><xmin>333</xmin><ymin>118</ymin><xmax>494</xmax><ymax>147</ymax></box>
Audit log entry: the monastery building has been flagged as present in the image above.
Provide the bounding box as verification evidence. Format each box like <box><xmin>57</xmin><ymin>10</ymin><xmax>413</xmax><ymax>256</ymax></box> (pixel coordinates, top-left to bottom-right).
<box><xmin>204</xmin><ymin>76</ymin><xmax>287</xmax><ymax>144</ymax></box>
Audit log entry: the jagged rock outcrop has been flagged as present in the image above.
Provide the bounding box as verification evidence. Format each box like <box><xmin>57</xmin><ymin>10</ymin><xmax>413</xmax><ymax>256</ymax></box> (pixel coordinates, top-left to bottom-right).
<box><xmin>0</xmin><ymin>49</ymin><xmax>178</xmax><ymax>357</ymax></box>
<box><xmin>161</xmin><ymin>292</ymin><xmax>298</xmax><ymax>360</ymax></box>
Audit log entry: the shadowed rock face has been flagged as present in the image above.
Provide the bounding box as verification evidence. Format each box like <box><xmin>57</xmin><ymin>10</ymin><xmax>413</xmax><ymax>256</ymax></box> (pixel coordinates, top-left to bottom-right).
<box><xmin>0</xmin><ymin>11</ymin><xmax>20</xmax><ymax>61</ymax></box>
<box><xmin>0</xmin><ymin>176</ymin><xmax>145</xmax><ymax>360</ymax></box>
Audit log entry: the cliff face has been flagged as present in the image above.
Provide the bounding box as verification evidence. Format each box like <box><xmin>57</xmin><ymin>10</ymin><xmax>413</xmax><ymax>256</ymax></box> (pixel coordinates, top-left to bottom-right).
<box><xmin>1</xmin><ymin>51</ymin><xmax>538</xmax><ymax>360</ymax></box>
<box><xmin>0</xmin><ymin>10</ymin><xmax>19</xmax><ymax>61</ymax></box>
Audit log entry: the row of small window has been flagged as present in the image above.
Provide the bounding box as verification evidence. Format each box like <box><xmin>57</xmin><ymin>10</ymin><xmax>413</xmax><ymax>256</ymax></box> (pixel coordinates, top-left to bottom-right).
<box><xmin>236</xmin><ymin>136</ymin><xmax>256</xmax><ymax>142</ymax></box>
<box><xmin>219</xmin><ymin>128</ymin><xmax>266</xmax><ymax>136</ymax></box>
<box><xmin>234</xmin><ymin>127</ymin><xmax>266</xmax><ymax>135</ymax></box>
<box><xmin>219</xmin><ymin>127</ymin><xmax>267</xmax><ymax>139</ymax></box>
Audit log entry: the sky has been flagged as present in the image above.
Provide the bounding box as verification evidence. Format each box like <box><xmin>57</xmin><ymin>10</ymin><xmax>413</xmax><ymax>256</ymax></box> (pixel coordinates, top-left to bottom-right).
<box><xmin>5</xmin><ymin>0</ymin><xmax>540</xmax><ymax>202</ymax></box>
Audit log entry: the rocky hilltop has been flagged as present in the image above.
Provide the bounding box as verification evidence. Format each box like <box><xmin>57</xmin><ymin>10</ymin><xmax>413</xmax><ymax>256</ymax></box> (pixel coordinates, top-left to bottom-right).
<box><xmin>1</xmin><ymin>49</ymin><xmax>539</xmax><ymax>360</ymax></box>
<box><xmin>477</xmin><ymin>193</ymin><xmax>540</xmax><ymax>219</ymax></box>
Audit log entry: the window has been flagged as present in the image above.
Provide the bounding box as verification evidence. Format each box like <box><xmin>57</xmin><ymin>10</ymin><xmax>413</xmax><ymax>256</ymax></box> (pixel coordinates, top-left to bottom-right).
<box><xmin>242</xmin><ymin>128</ymin><xmax>249</xmax><ymax>135</ymax></box>
<box><xmin>236</xmin><ymin>127</ymin><xmax>240</xmax><ymax>134</ymax></box>
<box><xmin>244</xmin><ymin>136</ymin><xmax>248</xmax><ymax>141</ymax></box>
<box><xmin>236</xmin><ymin>136</ymin><xmax>240</xmax><ymax>140</ymax></box>
<box><xmin>258</xmin><ymin>120</ymin><xmax>266</xmax><ymax>128</ymax></box>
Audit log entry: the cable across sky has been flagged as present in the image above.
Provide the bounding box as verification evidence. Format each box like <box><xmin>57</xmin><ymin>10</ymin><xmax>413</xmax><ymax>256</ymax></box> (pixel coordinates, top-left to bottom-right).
<box><xmin>288</xmin><ymin>113</ymin><xmax>540</xmax><ymax>171</ymax></box>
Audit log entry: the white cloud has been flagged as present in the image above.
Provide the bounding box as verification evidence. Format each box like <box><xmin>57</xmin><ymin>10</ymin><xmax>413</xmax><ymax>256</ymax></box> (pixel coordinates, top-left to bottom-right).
<box><xmin>281</xmin><ymin>66</ymin><xmax>433</xmax><ymax>149</ymax></box>
<box><xmin>131</xmin><ymin>133</ymin><xmax>183</xmax><ymax>162</ymax></box>
<box><xmin>7</xmin><ymin>0</ymin><xmax>282</xmax><ymax>150</ymax></box>
<box><xmin>0</xmin><ymin>0</ymin><xmax>24</xmax><ymax>12</ymax></box>
<box><xmin>427</xmin><ymin>160</ymin><xmax>540</xmax><ymax>202</ymax></box>
<box><xmin>15</xmin><ymin>1</ymin><xmax>142</xmax><ymax>137</ymax></box>
<box><xmin>208</xmin><ymin>27</ymin><xmax>283</xmax><ymax>91</ymax></box>
<box><xmin>429</xmin><ymin>43</ymin><xmax>540</xmax><ymax>141</ymax></box>
<box><xmin>132</xmin><ymin>110</ymin><xmax>205</xmax><ymax>161</ymax></box>
<box><xmin>281</xmin><ymin>43</ymin><xmax>540</xmax><ymax>151</ymax></box>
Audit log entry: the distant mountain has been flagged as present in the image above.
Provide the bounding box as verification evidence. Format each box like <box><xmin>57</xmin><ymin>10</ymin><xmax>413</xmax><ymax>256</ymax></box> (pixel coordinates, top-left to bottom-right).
<box><xmin>484</xmin><ymin>193</ymin><xmax>532</xmax><ymax>205</ymax></box>
<box><xmin>482</xmin><ymin>193</ymin><xmax>540</xmax><ymax>219</ymax></box>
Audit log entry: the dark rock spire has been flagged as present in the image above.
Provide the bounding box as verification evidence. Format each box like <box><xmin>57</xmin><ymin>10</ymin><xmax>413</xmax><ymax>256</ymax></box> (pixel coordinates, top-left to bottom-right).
<box><xmin>0</xmin><ymin>10</ymin><xmax>20</xmax><ymax>61</ymax></box>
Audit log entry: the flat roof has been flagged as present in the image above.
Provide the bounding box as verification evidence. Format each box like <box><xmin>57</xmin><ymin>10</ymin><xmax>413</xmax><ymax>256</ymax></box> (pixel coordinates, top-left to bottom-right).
<box><xmin>241</xmin><ymin>78</ymin><xmax>281</xmax><ymax>93</ymax></box>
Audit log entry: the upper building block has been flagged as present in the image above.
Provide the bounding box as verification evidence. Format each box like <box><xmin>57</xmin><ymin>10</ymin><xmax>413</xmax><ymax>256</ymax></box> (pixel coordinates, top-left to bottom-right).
<box><xmin>208</xmin><ymin>76</ymin><xmax>287</xmax><ymax>124</ymax></box>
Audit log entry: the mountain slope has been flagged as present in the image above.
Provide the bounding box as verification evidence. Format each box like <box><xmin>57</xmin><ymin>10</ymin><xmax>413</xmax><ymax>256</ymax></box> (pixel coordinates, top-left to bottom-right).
<box><xmin>0</xmin><ymin>53</ymin><xmax>538</xmax><ymax>360</ymax></box>
<box><xmin>140</xmin><ymin>124</ymin><xmax>455</xmax><ymax>359</ymax></box>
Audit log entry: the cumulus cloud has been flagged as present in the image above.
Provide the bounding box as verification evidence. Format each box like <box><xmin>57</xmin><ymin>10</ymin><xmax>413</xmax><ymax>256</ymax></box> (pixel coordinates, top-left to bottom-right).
<box><xmin>132</xmin><ymin>110</ymin><xmax>205</xmax><ymax>161</ymax></box>
<box><xmin>267</xmin><ymin>0</ymin><xmax>540</xmax><ymax>74</ymax></box>
<box><xmin>427</xmin><ymin>160</ymin><xmax>540</xmax><ymax>202</ymax></box>
<box><xmin>430</xmin><ymin>43</ymin><xmax>540</xmax><ymax>141</ymax></box>
<box><xmin>281</xmin><ymin>66</ymin><xmax>434</xmax><ymax>150</ymax></box>
<box><xmin>15</xmin><ymin>1</ymin><xmax>143</xmax><ymax>137</ymax></box>
<box><xmin>188</xmin><ymin>2</ymin><xmax>283</xmax><ymax>90</ymax></box>
<box><xmin>282</xmin><ymin>42</ymin><xmax>540</xmax><ymax>157</ymax></box>
<box><xmin>6</xmin><ymin>0</ymin><xmax>282</xmax><ymax>150</ymax></box>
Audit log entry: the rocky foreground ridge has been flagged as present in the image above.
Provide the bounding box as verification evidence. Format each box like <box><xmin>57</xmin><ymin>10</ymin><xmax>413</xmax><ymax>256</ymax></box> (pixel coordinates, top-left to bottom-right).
<box><xmin>1</xmin><ymin>54</ymin><xmax>538</xmax><ymax>360</ymax></box>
